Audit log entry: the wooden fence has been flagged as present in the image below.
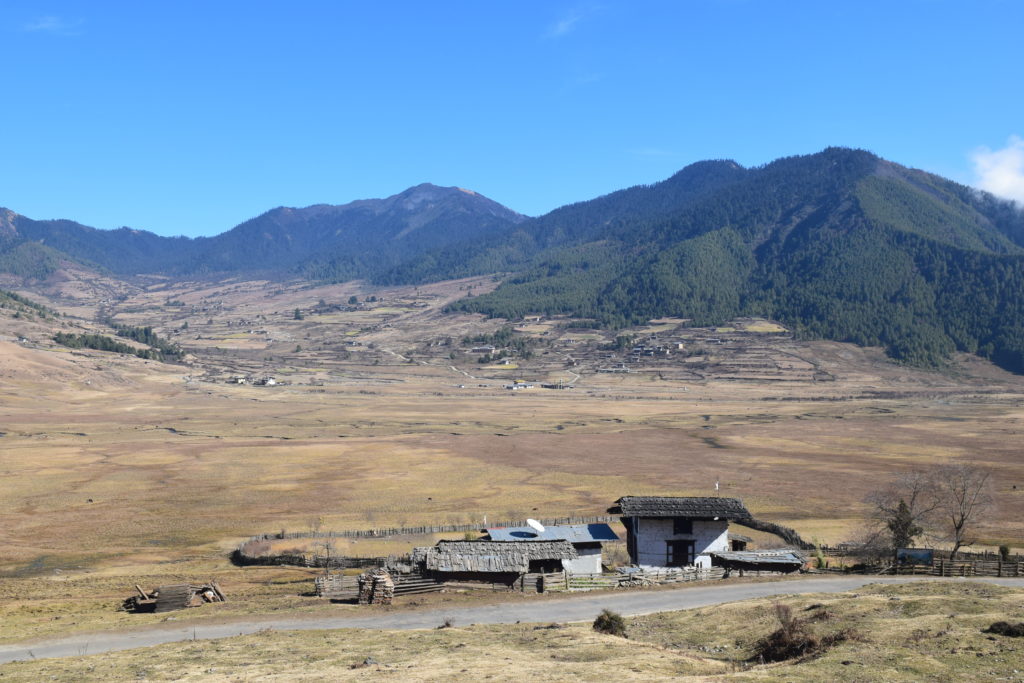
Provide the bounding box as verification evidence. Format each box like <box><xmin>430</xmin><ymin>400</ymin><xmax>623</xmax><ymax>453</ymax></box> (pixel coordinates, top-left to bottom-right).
<box><xmin>563</xmin><ymin>567</ymin><xmax>726</xmax><ymax>592</ymax></box>
<box><xmin>315</xmin><ymin>572</ymin><xmax>445</xmax><ymax>600</ymax></box>
<box><xmin>912</xmin><ymin>559</ymin><xmax>1024</xmax><ymax>577</ymax></box>
<box><xmin>245</xmin><ymin>515</ymin><xmax>619</xmax><ymax>544</ymax></box>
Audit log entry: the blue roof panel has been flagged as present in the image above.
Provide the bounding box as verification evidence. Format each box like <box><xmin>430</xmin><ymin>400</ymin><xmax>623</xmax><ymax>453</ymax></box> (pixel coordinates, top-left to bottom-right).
<box><xmin>486</xmin><ymin>523</ymin><xmax>619</xmax><ymax>543</ymax></box>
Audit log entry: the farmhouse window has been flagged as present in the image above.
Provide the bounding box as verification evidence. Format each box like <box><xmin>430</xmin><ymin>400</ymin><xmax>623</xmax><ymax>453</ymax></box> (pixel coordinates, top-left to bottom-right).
<box><xmin>673</xmin><ymin>518</ymin><xmax>693</xmax><ymax>535</ymax></box>
<box><xmin>666</xmin><ymin>540</ymin><xmax>696</xmax><ymax>567</ymax></box>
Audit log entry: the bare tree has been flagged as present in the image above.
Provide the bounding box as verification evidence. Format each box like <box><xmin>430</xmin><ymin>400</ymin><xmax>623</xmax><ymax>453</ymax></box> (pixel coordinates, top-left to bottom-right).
<box><xmin>865</xmin><ymin>464</ymin><xmax>994</xmax><ymax>559</ymax></box>
<box><xmin>865</xmin><ymin>468</ymin><xmax>939</xmax><ymax>549</ymax></box>
<box><xmin>930</xmin><ymin>464</ymin><xmax>994</xmax><ymax>559</ymax></box>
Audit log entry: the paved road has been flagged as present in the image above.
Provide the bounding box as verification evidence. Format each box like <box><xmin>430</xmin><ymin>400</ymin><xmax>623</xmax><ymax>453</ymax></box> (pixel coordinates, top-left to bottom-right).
<box><xmin>3</xmin><ymin>576</ymin><xmax>1023</xmax><ymax>664</ymax></box>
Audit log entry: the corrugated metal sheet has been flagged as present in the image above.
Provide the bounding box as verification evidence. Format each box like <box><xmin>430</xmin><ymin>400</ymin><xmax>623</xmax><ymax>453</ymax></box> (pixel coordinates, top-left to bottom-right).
<box><xmin>710</xmin><ymin>550</ymin><xmax>805</xmax><ymax>565</ymax></box>
<box><xmin>485</xmin><ymin>523</ymin><xmax>619</xmax><ymax>543</ymax></box>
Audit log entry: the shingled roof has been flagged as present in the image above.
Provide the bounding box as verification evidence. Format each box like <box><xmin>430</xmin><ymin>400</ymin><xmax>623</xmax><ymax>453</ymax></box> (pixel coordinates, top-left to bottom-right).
<box><xmin>609</xmin><ymin>496</ymin><xmax>752</xmax><ymax>520</ymax></box>
<box><xmin>417</xmin><ymin>540</ymin><xmax>577</xmax><ymax>573</ymax></box>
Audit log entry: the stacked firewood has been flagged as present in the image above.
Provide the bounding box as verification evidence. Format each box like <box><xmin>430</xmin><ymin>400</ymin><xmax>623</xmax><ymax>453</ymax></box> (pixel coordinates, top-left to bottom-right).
<box><xmin>357</xmin><ymin>569</ymin><xmax>394</xmax><ymax>605</ymax></box>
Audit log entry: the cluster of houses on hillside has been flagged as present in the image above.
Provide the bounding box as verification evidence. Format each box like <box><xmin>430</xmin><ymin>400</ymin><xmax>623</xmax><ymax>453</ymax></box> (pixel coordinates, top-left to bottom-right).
<box><xmin>401</xmin><ymin>496</ymin><xmax>804</xmax><ymax>587</ymax></box>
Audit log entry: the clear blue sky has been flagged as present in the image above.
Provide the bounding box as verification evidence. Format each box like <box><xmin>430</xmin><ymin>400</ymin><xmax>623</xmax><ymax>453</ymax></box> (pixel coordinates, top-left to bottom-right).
<box><xmin>1</xmin><ymin>1</ymin><xmax>1022</xmax><ymax>237</ymax></box>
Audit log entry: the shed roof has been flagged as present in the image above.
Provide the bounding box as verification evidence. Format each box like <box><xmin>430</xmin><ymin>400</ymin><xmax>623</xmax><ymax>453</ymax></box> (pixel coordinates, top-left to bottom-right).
<box><xmin>609</xmin><ymin>496</ymin><xmax>751</xmax><ymax>520</ymax></box>
<box><xmin>709</xmin><ymin>550</ymin><xmax>805</xmax><ymax>566</ymax></box>
<box><xmin>485</xmin><ymin>523</ymin><xmax>619</xmax><ymax>544</ymax></box>
<box><xmin>419</xmin><ymin>540</ymin><xmax>577</xmax><ymax>573</ymax></box>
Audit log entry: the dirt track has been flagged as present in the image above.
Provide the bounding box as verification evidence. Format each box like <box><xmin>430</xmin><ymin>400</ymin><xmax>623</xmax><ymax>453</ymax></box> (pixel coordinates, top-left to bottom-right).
<box><xmin>4</xmin><ymin>576</ymin><xmax>1024</xmax><ymax>664</ymax></box>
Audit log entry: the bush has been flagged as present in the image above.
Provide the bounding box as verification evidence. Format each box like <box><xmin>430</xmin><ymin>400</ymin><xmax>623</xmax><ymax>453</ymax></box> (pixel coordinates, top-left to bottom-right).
<box><xmin>593</xmin><ymin>609</ymin><xmax>628</xmax><ymax>637</ymax></box>
<box><xmin>1000</xmin><ymin>545</ymin><xmax>1012</xmax><ymax>562</ymax></box>
<box><xmin>753</xmin><ymin>603</ymin><xmax>859</xmax><ymax>663</ymax></box>
<box><xmin>754</xmin><ymin>603</ymin><xmax>819</xmax><ymax>662</ymax></box>
<box><xmin>985</xmin><ymin>621</ymin><xmax>1024</xmax><ymax>637</ymax></box>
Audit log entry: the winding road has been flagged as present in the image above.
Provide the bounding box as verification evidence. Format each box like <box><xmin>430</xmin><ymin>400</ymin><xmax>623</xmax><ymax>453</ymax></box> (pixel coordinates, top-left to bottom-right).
<box><xmin>3</xmin><ymin>575</ymin><xmax>1022</xmax><ymax>664</ymax></box>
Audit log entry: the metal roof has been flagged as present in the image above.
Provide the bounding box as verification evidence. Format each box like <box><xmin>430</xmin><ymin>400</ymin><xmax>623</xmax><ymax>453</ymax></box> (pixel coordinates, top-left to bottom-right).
<box><xmin>609</xmin><ymin>496</ymin><xmax>752</xmax><ymax>520</ymax></box>
<box><xmin>485</xmin><ymin>523</ymin><xmax>619</xmax><ymax>544</ymax></box>
<box><xmin>710</xmin><ymin>550</ymin><xmax>805</xmax><ymax>565</ymax></box>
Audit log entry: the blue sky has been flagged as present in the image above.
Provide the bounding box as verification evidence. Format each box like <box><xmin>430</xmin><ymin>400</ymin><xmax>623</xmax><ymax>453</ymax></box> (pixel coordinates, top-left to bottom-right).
<box><xmin>1</xmin><ymin>1</ymin><xmax>1022</xmax><ymax>237</ymax></box>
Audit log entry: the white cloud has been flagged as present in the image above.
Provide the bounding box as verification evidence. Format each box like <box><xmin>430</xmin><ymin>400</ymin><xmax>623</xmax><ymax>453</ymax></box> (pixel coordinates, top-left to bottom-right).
<box><xmin>971</xmin><ymin>135</ymin><xmax>1024</xmax><ymax>204</ymax></box>
<box><xmin>546</xmin><ymin>9</ymin><xmax>584</xmax><ymax>38</ymax></box>
<box><xmin>22</xmin><ymin>15</ymin><xmax>83</xmax><ymax>35</ymax></box>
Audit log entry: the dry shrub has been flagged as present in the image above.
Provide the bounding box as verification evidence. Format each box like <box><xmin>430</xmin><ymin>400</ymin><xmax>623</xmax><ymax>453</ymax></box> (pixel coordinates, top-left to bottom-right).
<box><xmin>984</xmin><ymin>621</ymin><xmax>1024</xmax><ymax>637</ymax></box>
<box><xmin>593</xmin><ymin>609</ymin><xmax>628</xmax><ymax>638</ymax></box>
<box><xmin>753</xmin><ymin>603</ymin><xmax>861</xmax><ymax>663</ymax></box>
<box><xmin>754</xmin><ymin>604</ymin><xmax>819</xmax><ymax>662</ymax></box>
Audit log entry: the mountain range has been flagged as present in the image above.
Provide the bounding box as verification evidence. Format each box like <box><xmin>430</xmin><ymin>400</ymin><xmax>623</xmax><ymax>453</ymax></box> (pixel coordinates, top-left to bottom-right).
<box><xmin>0</xmin><ymin>183</ymin><xmax>525</xmax><ymax>281</ymax></box>
<box><xmin>3</xmin><ymin>147</ymin><xmax>1024</xmax><ymax>373</ymax></box>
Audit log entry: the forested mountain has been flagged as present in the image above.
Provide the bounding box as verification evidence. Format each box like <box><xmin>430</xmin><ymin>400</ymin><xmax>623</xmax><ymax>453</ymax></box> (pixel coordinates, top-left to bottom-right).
<box><xmin>0</xmin><ymin>184</ymin><xmax>525</xmax><ymax>279</ymax></box>
<box><xmin>4</xmin><ymin>148</ymin><xmax>1024</xmax><ymax>373</ymax></box>
<box><xmin>438</xmin><ymin>148</ymin><xmax>1024</xmax><ymax>373</ymax></box>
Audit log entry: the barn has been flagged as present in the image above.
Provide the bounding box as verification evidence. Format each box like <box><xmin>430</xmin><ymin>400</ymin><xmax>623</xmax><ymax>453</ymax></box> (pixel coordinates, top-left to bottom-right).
<box><xmin>609</xmin><ymin>496</ymin><xmax>752</xmax><ymax>569</ymax></box>
<box><xmin>484</xmin><ymin>523</ymin><xmax>619</xmax><ymax>574</ymax></box>
<box><xmin>413</xmin><ymin>539</ymin><xmax>577</xmax><ymax>587</ymax></box>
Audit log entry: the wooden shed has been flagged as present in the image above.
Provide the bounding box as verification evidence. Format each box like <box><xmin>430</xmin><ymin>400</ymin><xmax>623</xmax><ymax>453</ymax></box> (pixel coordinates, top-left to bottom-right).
<box><xmin>414</xmin><ymin>539</ymin><xmax>577</xmax><ymax>587</ymax></box>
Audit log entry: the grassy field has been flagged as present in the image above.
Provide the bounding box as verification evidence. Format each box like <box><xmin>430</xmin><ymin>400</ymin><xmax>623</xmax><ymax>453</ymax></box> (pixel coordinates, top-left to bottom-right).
<box><xmin>3</xmin><ymin>273</ymin><xmax>1024</xmax><ymax>650</ymax></box>
<box><xmin>2</xmin><ymin>582</ymin><xmax>1023</xmax><ymax>680</ymax></box>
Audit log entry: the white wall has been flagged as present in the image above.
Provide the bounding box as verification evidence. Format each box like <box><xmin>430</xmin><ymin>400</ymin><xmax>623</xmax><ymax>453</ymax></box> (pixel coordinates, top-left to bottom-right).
<box><xmin>632</xmin><ymin>518</ymin><xmax>729</xmax><ymax>569</ymax></box>
<box><xmin>563</xmin><ymin>546</ymin><xmax>603</xmax><ymax>574</ymax></box>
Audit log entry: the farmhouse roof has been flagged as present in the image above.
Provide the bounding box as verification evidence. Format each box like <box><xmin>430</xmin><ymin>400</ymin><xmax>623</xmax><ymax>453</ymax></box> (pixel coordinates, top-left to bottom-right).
<box><xmin>418</xmin><ymin>540</ymin><xmax>577</xmax><ymax>573</ymax></box>
<box><xmin>609</xmin><ymin>496</ymin><xmax>752</xmax><ymax>520</ymax></box>
<box><xmin>485</xmin><ymin>523</ymin><xmax>619</xmax><ymax>544</ymax></box>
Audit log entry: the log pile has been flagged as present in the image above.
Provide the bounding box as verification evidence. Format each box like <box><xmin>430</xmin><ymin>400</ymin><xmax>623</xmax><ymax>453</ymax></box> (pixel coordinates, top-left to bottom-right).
<box><xmin>357</xmin><ymin>569</ymin><xmax>394</xmax><ymax>605</ymax></box>
<box><xmin>122</xmin><ymin>581</ymin><xmax>226</xmax><ymax>613</ymax></box>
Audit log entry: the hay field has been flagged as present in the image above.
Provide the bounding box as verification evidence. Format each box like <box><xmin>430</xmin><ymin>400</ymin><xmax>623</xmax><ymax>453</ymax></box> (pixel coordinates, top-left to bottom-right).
<box><xmin>3</xmin><ymin>273</ymin><xmax>1024</xmax><ymax>643</ymax></box>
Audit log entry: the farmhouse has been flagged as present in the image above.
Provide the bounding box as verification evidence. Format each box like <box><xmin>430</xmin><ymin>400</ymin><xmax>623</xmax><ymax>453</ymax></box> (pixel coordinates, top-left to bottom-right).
<box><xmin>484</xmin><ymin>523</ymin><xmax>619</xmax><ymax>574</ymax></box>
<box><xmin>412</xmin><ymin>539</ymin><xmax>576</xmax><ymax>587</ymax></box>
<box><xmin>609</xmin><ymin>496</ymin><xmax>752</xmax><ymax>569</ymax></box>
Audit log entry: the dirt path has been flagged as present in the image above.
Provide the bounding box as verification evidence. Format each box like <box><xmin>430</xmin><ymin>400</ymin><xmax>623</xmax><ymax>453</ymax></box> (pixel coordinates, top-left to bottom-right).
<box><xmin>3</xmin><ymin>576</ymin><xmax>1023</xmax><ymax>664</ymax></box>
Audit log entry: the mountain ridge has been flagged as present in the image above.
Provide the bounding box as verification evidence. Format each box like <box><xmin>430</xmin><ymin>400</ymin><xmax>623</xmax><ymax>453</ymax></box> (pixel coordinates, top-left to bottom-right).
<box><xmin>0</xmin><ymin>183</ymin><xmax>526</xmax><ymax>279</ymax></box>
<box><xmin>3</xmin><ymin>147</ymin><xmax>1024</xmax><ymax>372</ymax></box>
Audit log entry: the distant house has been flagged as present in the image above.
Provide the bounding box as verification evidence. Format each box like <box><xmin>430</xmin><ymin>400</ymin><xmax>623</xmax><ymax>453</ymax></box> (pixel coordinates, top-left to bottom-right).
<box><xmin>471</xmin><ymin>345</ymin><xmax>496</xmax><ymax>354</ymax></box>
<box><xmin>412</xmin><ymin>539</ymin><xmax>576</xmax><ymax>587</ymax></box>
<box><xmin>484</xmin><ymin>523</ymin><xmax>619</xmax><ymax>574</ymax></box>
<box><xmin>608</xmin><ymin>496</ymin><xmax>752</xmax><ymax>569</ymax></box>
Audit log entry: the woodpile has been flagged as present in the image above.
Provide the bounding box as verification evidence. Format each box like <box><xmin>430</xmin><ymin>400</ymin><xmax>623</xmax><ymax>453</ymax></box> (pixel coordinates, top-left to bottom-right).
<box><xmin>316</xmin><ymin>569</ymin><xmax>443</xmax><ymax>600</ymax></box>
<box><xmin>122</xmin><ymin>581</ymin><xmax>226</xmax><ymax>613</ymax></box>
<box><xmin>357</xmin><ymin>569</ymin><xmax>394</xmax><ymax>605</ymax></box>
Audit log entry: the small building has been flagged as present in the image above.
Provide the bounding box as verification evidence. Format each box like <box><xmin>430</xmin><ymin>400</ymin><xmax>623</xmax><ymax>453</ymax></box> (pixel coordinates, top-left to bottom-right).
<box><xmin>609</xmin><ymin>496</ymin><xmax>752</xmax><ymax>569</ymax></box>
<box><xmin>484</xmin><ymin>523</ymin><xmax>619</xmax><ymax>574</ymax></box>
<box><xmin>471</xmin><ymin>345</ymin><xmax>496</xmax><ymax>354</ymax></box>
<box><xmin>710</xmin><ymin>549</ymin><xmax>805</xmax><ymax>574</ymax></box>
<box><xmin>413</xmin><ymin>539</ymin><xmax>576</xmax><ymax>587</ymax></box>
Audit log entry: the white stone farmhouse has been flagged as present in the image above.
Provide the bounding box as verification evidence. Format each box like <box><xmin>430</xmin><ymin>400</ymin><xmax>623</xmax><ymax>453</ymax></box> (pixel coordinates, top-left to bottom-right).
<box><xmin>609</xmin><ymin>496</ymin><xmax>752</xmax><ymax>569</ymax></box>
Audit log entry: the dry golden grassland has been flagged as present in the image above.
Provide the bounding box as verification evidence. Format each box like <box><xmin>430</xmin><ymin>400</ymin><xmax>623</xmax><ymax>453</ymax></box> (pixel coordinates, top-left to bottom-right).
<box><xmin>3</xmin><ymin>273</ymin><xmax>1024</xmax><ymax>647</ymax></box>
<box><xmin>3</xmin><ymin>582</ymin><xmax>1023</xmax><ymax>681</ymax></box>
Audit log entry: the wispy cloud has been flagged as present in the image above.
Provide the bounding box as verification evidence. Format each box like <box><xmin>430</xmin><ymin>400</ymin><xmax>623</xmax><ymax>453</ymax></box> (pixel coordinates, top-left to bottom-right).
<box><xmin>971</xmin><ymin>135</ymin><xmax>1024</xmax><ymax>204</ymax></box>
<box><xmin>22</xmin><ymin>15</ymin><xmax>83</xmax><ymax>35</ymax></box>
<box><xmin>546</xmin><ymin>8</ymin><xmax>585</xmax><ymax>38</ymax></box>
